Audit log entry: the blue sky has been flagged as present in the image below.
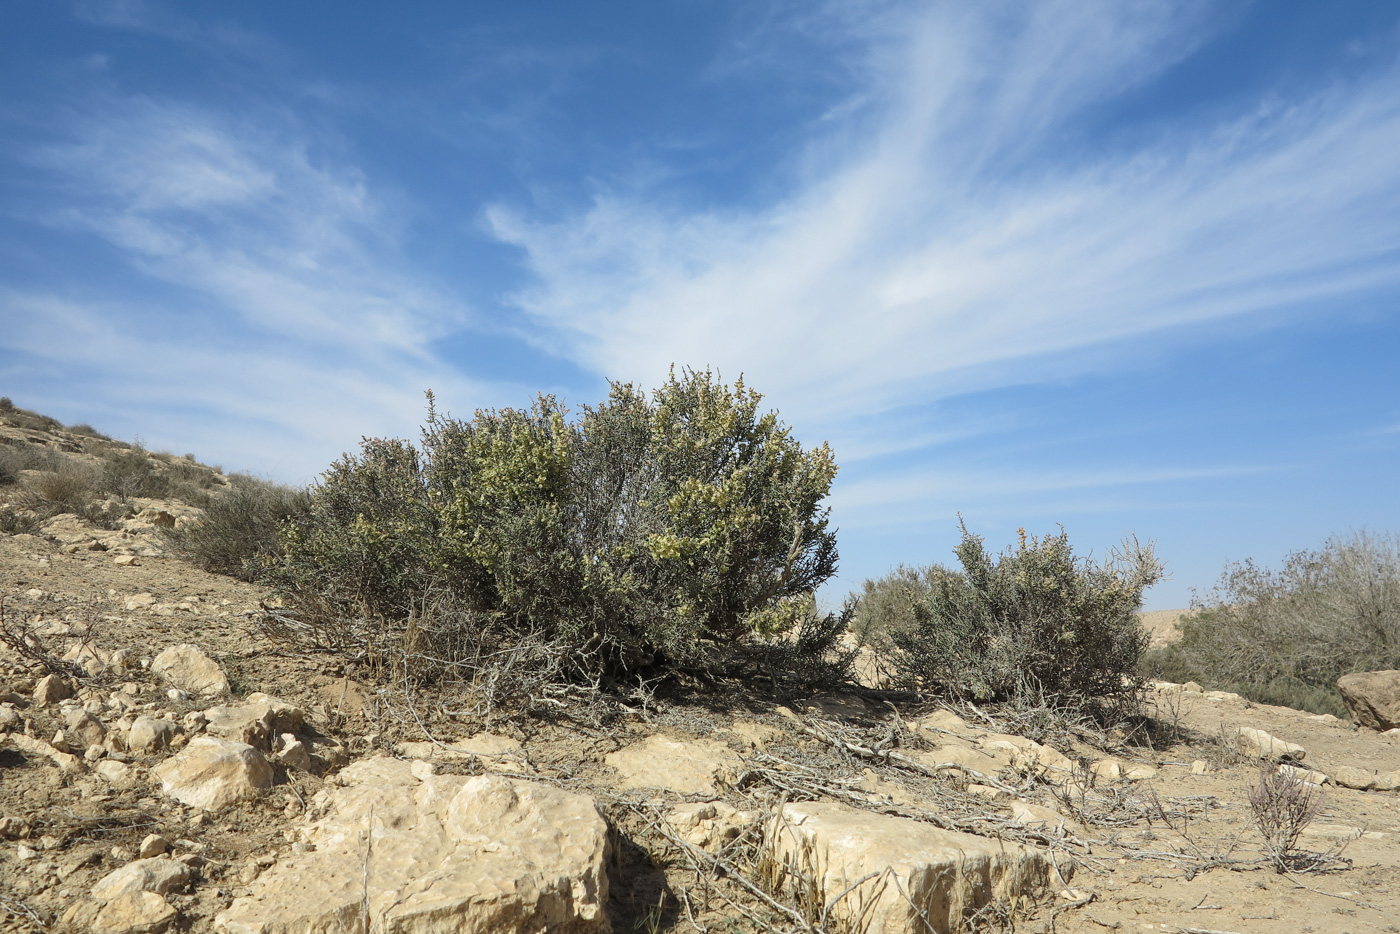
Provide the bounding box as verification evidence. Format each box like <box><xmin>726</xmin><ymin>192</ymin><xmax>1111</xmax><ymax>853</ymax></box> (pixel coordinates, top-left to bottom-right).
<box><xmin>2</xmin><ymin>1</ymin><xmax>1398</xmax><ymax>609</ymax></box>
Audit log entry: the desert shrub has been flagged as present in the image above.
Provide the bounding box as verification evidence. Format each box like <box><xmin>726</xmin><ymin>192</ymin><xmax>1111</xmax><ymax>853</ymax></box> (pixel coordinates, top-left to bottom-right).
<box><xmin>0</xmin><ymin>443</ymin><xmax>64</xmax><ymax>485</ymax></box>
<box><xmin>1141</xmin><ymin>531</ymin><xmax>1400</xmax><ymax>716</ymax></box>
<box><xmin>851</xmin><ymin>563</ymin><xmax>955</xmax><ymax>651</ymax></box>
<box><xmin>98</xmin><ymin>447</ymin><xmax>167</xmax><ymax>500</ymax></box>
<box><xmin>888</xmin><ymin>522</ymin><xmax>1162</xmax><ymax>707</ymax></box>
<box><xmin>262</xmin><ymin>370</ymin><xmax>841</xmax><ymax>684</ymax></box>
<box><xmin>24</xmin><ymin>462</ymin><xmax>100</xmax><ymax>509</ymax></box>
<box><xmin>66</xmin><ymin>423</ymin><xmax>110</xmax><ymax>440</ymax></box>
<box><xmin>164</xmin><ymin>476</ymin><xmax>310</xmax><ymax>580</ymax></box>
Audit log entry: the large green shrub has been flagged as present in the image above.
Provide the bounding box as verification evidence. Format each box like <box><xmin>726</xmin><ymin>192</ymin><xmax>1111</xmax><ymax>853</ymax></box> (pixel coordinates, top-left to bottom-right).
<box><xmin>889</xmin><ymin>522</ymin><xmax>1161</xmax><ymax>705</ymax></box>
<box><xmin>1142</xmin><ymin>531</ymin><xmax>1400</xmax><ymax>716</ymax></box>
<box><xmin>262</xmin><ymin>370</ymin><xmax>842</xmax><ymax>681</ymax></box>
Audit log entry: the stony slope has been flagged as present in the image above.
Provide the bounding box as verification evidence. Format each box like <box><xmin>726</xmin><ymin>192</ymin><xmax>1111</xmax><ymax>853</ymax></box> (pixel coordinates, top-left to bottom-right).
<box><xmin>3</xmin><ymin>411</ymin><xmax>1400</xmax><ymax>934</ymax></box>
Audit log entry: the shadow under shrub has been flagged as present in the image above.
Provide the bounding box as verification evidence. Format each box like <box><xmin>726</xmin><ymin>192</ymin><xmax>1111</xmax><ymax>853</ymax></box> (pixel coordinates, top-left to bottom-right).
<box><xmin>164</xmin><ymin>476</ymin><xmax>310</xmax><ymax>580</ymax></box>
<box><xmin>260</xmin><ymin>369</ymin><xmax>843</xmax><ymax>690</ymax></box>
<box><xmin>1141</xmin><ymin>531</ymin><xmax>1400</xmax><ymax>716</ymax></box>
<box><xmin>888</xmin><ymin>521</ymin><xmax>1162</xmax><ymax>709</ymax></box>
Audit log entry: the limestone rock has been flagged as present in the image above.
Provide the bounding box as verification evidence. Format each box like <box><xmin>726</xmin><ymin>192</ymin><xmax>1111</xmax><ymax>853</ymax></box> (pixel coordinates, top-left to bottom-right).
<box><xmin>215</xmin><ymin>757</ymin><xmax>610</xmax><ymax>934</ymax></box>
<box><xmin>1330</xmin><ymin>765</ymin><xmax>1400</xmax><ymax>792</ymax></box>
<box><xmin>32</xmin><ymin>673</ymin><xmax>72</xmax><ymax>707</ymax></box>
<box><xmin>6</xmin><ymin>732</ymin><xmax>84</xmax><ymax>773</ymax></box>
<box><xmin>91</xmin><ymin>856</ymin><xmax>192</xmax><ymax>900</ymax></box>
<box><xmin>152</xmin><ymin>736</ymin><xmax>271</xmax><ymax>810</ymax></box>
<box><xmin>139</xmin><ymin>834</ymin><xmax>169</xmax><ymax>858</ymax></box>
<box><xmin>1008</xmin><ymin>802</ymin><xmax>1078</xmax><ymax>833</ymax></box>
<box><xmin>1337</xmin><ymin>670</ymin><xmax>1400</xmax><ymax>732</ymax></box>
<box><xmin>95</xmin><ymin>759</ymin><xmax>139</xmax><ymax>788</ymax></box>
<box><xmin>92</xmin><ymin>892</ymin><xmax>179</xmax><ymax>934</ymax></box>
<box><xmin>128</xmin><ymin>717</ymin><xmax>178</xmax><ymax>755</ymax></box>
<box><xmin>66</xmin><ymin>709</ymin><xmax>107</xmax><ymax>747</ymax></box>
<box><xmin>769</xmin><ymin>800</ymin><xmax>1053</xmax><ymax>934</ymax></box>
<box><xmin>150</xmin><ymin>644</ymin><xmax>228</xmax><ymax>698</ymax></box>
<box><xmin>1236</xmin><ymin>727</ymin><xmax>1306</xmax><ymax>762</ymax></box>
<box><xmin>274</xmin><ymin>735</ymin><xmax>312</xmax><ymax>772</ymax></box>
<box><xmin>113</xmin><ymin>555</ymin><xmax>139</xmax><ymax>567</ymax></box>
<box><xmin>914</xmin><ymin>745</ymin><xmax>1003</xmax><ymax>778</ymax></box>
<box><xmin>394</xmin><ymin>732</ymin><xmax>528</xmax><ymax>772</ymax></box>
<box><xmin>204</xmin><ymin>695</ymin><xmax>304</xmax><ymax>751</ymax></box>
<box><xmin>669</xmin><ymin>801</ymin><xmax>759</xmax><ymax>852</ymax></box>
<box><xmin>977</xmin><ymin>733</ymin><xmax>1075</xmax><ymax>779</ymax></box>
<box><xmin>605</xmin><ymin>734</ymin><xmax>741</xmax><ymax>795</ymax></box>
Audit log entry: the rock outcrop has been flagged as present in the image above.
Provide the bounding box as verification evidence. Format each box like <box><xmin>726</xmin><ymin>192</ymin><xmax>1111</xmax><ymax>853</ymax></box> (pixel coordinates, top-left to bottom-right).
<box><xmin>215</xmin><ymin>757</ymin><xmax>610</xmax><ymax>934</ymax></box>
<box><xmin>152</xmin><ymin>737</ymin><xmax>272</xmax><ymax>810</ymax></box>
<box><xmin>150</xmin><ymin>645</ymin><xmax>229</xmax><ymax>698</ymax></box>
<box><xmin>1337</xmin><ymin>670</ymin><xmax>1400</xmax><ymax>732</ymax></box>
<box><xmin>605</xmin><ymin>734</ymin><xmax>742</xmax><ymax>795</ymax></box>
<box><xmin>768</xmin><ymin>800</ymin><xmax>1055</xmax><ymax>934</ymax></box>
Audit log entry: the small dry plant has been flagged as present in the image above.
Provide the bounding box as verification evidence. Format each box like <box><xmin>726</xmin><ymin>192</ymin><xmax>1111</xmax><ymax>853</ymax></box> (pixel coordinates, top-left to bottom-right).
<box><xmin>1248</xmin><ymin>762</ymin><xmax>1323</xmax><ymax>872</ymax></box>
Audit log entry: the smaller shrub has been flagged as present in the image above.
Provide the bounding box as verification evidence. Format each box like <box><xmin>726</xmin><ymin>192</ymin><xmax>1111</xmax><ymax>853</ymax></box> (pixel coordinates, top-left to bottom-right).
<box><xmin>851</xmin><ymin>563</ymin><xmax>954</xmax><ymax>651</ymax></box>
<box><xmin>0</xmin><ymin>443</ymin><xmax>64</xmax><ymax>485</ymax></box>
<box><xmin>0</xmin><ymin>397</ymin><xmax>12</xmax><ymax>412</ymax></box>
<box><xmin>66</xmin><ymin>423</ymin><xmax>111</xmax><ymax>440</ymax></box>
<box><xmin>25</xmin><ymin>463</ymin><xmax>100</xmax><ymax>510</ymax></box>
<box><xmin>1141</xmin><ymin>531</ymin><xmax>1400</xmax><ymax>716</ymax></box>
<box><xmin>99</xmin><ymin>447</ymin><xmax>170</xmax><ymax>501</ymax></box>
<box><xmin>889</xmin><ymin>521</ymin><xmax>1162</xmax><ymax>708</ymax></box>
<box><xmin>164</xmin><ymin>478</ymin><xmax>310</xmax><ymax>580</ymax></box>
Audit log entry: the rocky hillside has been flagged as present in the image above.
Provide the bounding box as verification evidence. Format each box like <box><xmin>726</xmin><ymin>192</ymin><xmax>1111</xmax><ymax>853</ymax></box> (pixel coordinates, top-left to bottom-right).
<box><xmin>2</xmin><ymin>406</ymin><xmax>1400</xmax><ymax>934</ymax></box>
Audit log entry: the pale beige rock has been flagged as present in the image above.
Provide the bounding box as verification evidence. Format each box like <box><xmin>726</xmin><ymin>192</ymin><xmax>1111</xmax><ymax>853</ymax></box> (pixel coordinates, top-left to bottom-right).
<box><xmin>1237</xmin><ymin>726</ymin><xmax>1306</xmax><ymax>761</ymax></box>
<box><xmin>1329</xmin><ymin>765</ymin><xmax>1400</xmax><ymax>792</ymax></box>
<box><xmin>769</xmin><ymin>800</ymin><xmax>1054</xmax><ymax>934</ymax></box>
<box><xmin>669</xmin><ymin>801</ymin><xmax>759</xmax><ymax>851</ymax></box>
<box><xmin>203</xmin><ymin>693</ymin><xmax>303</xmax><ymax>751</ymax></box>
<box><xmin>91</xmin><ymin>856</ymin><xmax>192</xmax><ymax>900</ymax></box>
<box><xmin>92</xmin><ymin>891</ymin><xmax>178</xmax><ymax>934</ymax></box>
<box><xmin>605</xmin><ymin>734</ymin><xmax>741</xmax><ymax>795</ymax></box>
<box><xmin>152</xmin><ymin>736</ymin><xmax>271</xmax><ymax>810</ymax></box>
<box><xmin>394</xmin><ymin>732</ymin><xmax>528</xmax><ymax>771</ymax></box>
<box><xmin>914</xmin><ymin>745</ymin><xmax>1003</xmax><ymax>778</ymax></box>
<box><xmin>150</xmin><ymin>644</ymin><xmax>228</xmax><ymax>698</ymax></box>
<box><xmin>274</xmin><ymin>737</ymin><xmax>311</xmax><ymax>772</ymax></box>
<box><xmin>1091</xmin><ymin>759</ymin><xmax>1122</xmax><ymax>782</ymax></box>
<box><xmin>0</xmin><ymin>706</ymin><xmax>20</xmax><ymax>730</ymax></box>
<box><xmin>95</xmin><ymin>759</ymin><xmax>139</xmax><ymax>789</ymax></box>
<box><xmin>1123</xmin><ymin>763</ymin><xmax>1158</xmax><ymax>781</ymax></box>
<box><xmin>1337</xmin><ymin>670</ymin><xmax>1400</xmax><ymax>732</ymax></box>
<box><xmin>912</xmin><ymin>709</ymin><xmax>976</xmax><ymax>736</ymax></box>
<box><xmin>66</xmin><ymin>709</ymin><xmax>107</xmax><ymax>748</ymax></box>
<box><xmin>1278</xmin><ymin>764</ymin><xmax>1330</xmax><ymax>785</ymax></box>
<box><xmin>6</xmin><ymin>732</ymin><xmax>84</xmax><ymax>772</ymax></box>
<box><xmin>215</xmin><ymin>757</ymin><xmax>610</xmax><ymax>934</ymax></box>
<box><xmin>113</xmin><ymin>555</ymin><xmax>139</xmax><ymax>567</ymax></box>
<box><xmin>32</xmin><ymin>673</ymin><xmax>72</xmax><ymax>706</ymax></box>
<box><xmin>977</xmin><ymin>733</ymin><xmax>1075</xmax><ymax>779</ymax></box>
<box><xmin>139</xmin><ymin>834</ymin><xmax>168</xmax><ymax>858</ymax></box>
<box><xmin>128</xmin><ymin>717</ymin><xmax>178</xmax><ymax>755</ymax></box>
<box><xmin>1182</xmin><ymin>681</ymin><xmax>1204</xmax><ymax>693</ymax></box>
<box><xmin>1008</xmin><ymin>802</ymin><xmax>1078</xmax><ymax>833</ymax></box>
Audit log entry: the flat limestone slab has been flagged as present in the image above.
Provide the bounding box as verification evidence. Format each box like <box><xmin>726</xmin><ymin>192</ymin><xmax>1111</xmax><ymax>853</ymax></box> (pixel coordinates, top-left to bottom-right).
<box><xmin>216</xmin><ymin>757</ymin><xmax>610</xmax><ymax>934</ymax></box>
<box><xmin>770</xmin><ymin>801</ymin><xmax>1053</xmax><ymax>934</ymax></box>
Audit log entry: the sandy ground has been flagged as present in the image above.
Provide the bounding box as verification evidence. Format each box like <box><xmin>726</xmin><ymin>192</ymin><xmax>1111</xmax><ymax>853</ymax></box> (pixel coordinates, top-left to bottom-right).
<box><xmin>3</xmin><ymin>526</ymin><xmax>1399</xmax><ymax>934</ymax></box>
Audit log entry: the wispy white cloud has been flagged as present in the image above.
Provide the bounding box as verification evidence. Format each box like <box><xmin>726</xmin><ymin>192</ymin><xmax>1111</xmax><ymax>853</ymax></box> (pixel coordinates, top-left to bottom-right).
<box><xmin>3</xmin><ymin>95</ymin><xmax>517</xmax><ymax>477</ymax></box>
<box><xmin>490</xmin><ymin>1</ymin><xmax>1400</xmax><ymax>434</ymax></box>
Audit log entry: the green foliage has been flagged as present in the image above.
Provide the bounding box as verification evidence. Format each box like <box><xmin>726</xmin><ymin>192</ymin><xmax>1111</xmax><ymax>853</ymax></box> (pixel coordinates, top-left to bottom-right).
<box><xmin>164</xmin><ymin>476</ymin><xmax>310</xmax><ymax>581</ymax></box>
<box><xmin>1141</xmin><ymin>531</ymin><xmax>1400</xmax><ymax>716</ymax></box>
<box><xmin>889</xmin><ymin>521</ymin><xmax>1161</xmax><ymax>706</ymax></box>
<box><xmin>851</xmin><ymin>563</ymin><xmax>954</xmax><ymax>651</ymax></box>
<box><xmin>263</xmin><ymin>369</ymin><xmax>841</xmax><ymax>681</ymax></box>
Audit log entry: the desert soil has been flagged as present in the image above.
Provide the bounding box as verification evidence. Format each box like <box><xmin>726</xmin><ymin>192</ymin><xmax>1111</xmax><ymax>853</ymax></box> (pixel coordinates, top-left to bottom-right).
<box><xmin>3</xmin><ymin>520</ymin><xmax>1400</xmax><ymax>933</ymax></box>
